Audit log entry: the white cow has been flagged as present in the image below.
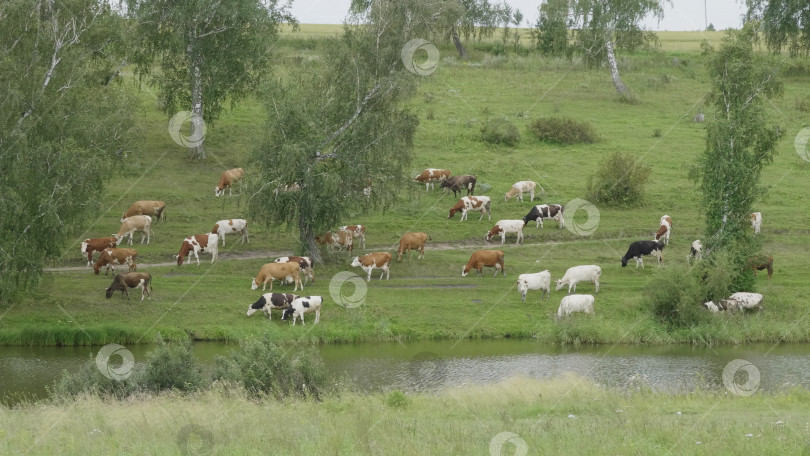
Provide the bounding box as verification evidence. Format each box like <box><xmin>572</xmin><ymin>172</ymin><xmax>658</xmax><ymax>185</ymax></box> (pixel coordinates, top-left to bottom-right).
<box><xmin>704</xmin><ymin>292</ymin><xmax>763</xmax><ymax>313</ymax></box>
<box><xmin>212</xmin><ymin>219</ymin><xmax>248</xmax><ymax>246</ymax></box>
<box><xmin>504</xmin><ymin>181</ymin><xmax>541</xmax><ymax>202</ymax></box>
<box><xmin>115</xmin><ymin>215</ymin><xmax>152</xmax><ymax>245</ymax></box>
<box><xmin>688</xmin><ymin>240</ymin><xmax>703</xmax><ymax>263</ymax></box>
<box><xmin>486</xmin><ymin>220</ymin><xmax>525</xmax><ymax>245</ymax></box>
<box><xmin>557</xmin><ymin>294</ymin><xmax>595</xmax><ymax>317</ymax></box>
<box><xmin>281</xmin><ymin>296</ymin><xmax>323</xmax><ymax>325</ymax></box>
<box><xmin>516</xmin><ymin>270</ymin><xmax>551</xmax><ymax>302</ymax></box>
<box><xmin>555</xmin><ymin>265</ymin><xmax>601</xmax><ymax>294</ymax></box>
<box><xmin>751</xmin><ymin>212</ymin><xmax>762</xmax><ymax>235</ymax></box>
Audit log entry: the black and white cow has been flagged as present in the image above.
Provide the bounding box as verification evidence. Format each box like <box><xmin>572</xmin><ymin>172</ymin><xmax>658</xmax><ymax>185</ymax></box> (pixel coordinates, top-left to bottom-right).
<box><xmin>522</xmin><ymin>204</ymin><xmax>564</xmax><ymax>229</ymax></box>
<box><xmin>246</xmin><ymin>293</ymin><xmax>298</xmax><ymax>320</ymax></box>
<box><xmin>621</xmin><ymin>240</ymin><xmax>666</xmax><ymax>268</ymax></box>
<box><xmin>281</xmin><ymin>296</ymin><xmax>323</xmax><ymax>325</ymax></box>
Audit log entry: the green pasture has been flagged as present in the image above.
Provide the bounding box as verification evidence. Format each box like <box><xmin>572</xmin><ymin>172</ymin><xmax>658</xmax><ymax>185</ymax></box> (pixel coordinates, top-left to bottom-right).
<box><xmin>3</xmin><ymin>29</ymin><xmax>809</xmax><ymax>346</ymax></box>
<box><xmin>3</xmin><ymin>376</ymin><xmax>808</xmax><ymax>454</ymax></box>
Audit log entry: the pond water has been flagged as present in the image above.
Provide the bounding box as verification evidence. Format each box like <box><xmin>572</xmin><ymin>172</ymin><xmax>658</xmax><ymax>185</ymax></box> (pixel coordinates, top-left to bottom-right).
<box><xmin>2</xmin><ymin>339</ymin><xmax>809</xmax><ymax>405</ymax></box>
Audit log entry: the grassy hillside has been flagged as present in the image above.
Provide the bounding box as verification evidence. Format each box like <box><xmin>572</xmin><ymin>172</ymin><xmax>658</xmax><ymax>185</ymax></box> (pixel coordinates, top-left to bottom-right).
<box><xmin>3</xmin><ymin>376</ymin><xmax>808</xmax><ymax>454</ymax></box>
<box><xmin>2</xmin><ymin>28</ymin><xmax>809</xmax><ymax>346</ymax></box>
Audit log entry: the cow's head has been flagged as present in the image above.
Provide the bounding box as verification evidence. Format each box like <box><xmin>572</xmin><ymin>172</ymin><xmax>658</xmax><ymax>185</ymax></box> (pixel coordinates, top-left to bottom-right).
<box><xmin>703</xmin><ymin>301</ymin><xmax>720</xmax><ymax>313</ymax></box>
<box><xmin>554</xmin><ymin>279</ymin><xmax>566</xmax><ymax>291</ymax></box>
<box><xmin>281</xmin><ymin>307</ymin><xmax>294</xmax><ymax>321</ymax></box>
<box><xmin>105</xmin><ymin>287</ymin><xmax>114</xmax><ymax>299</ymax></box>
<box><xmin>120</xmin><ymin>213</ymin><xmax>127</xmax><ymax>223</ymax></box>
<box><xmin>175</xmin><ymin>254</ymin><xmax>184</xmax><ymax>266</ymax></box>
<box><xmin>215</xmin><ymin>186</ymin><xmax>222</xmax><ymax>197</ymax></box>
<box><xmin>621</xmin><ymin>257</ymin><xmax>629</xmax><ymax>267</ymax></box>
<box><xmin>461</xmin><ymin>265</ymin><xmax>469</xmax><ymax>277</ymax></box>
<box><xmin>516</xmin><ymin>279</ymin><xmax>528</xmax><ymax>294</ymax></box>
<box><xmin>250</xmin><ymin>278</ymin><xmax>259</xmax><ymax>290</ymax></box>
<box><xmin>350</xmin><ymin>257</ymin><xmax>361</xmax><ymax>267</ymax></box>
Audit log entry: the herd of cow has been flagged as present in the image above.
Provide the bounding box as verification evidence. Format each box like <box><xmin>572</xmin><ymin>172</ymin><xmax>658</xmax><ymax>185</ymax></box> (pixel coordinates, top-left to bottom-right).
<box><xmin>79</xmin><ymin>167</ymin><xmax>771</xmax><ymax>322</ymax></box>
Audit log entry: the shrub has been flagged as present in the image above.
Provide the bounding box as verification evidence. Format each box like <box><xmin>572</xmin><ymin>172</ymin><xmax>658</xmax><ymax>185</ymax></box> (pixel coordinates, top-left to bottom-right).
<box><xmin>644</xmin><ymin>266</ymin><xmax>708</xmax><ymax>328</ymax></box>
<box><xmin>586</xmin><ymin>152</ymin><xmax>651</xmax><ymax>206</ymax></box>
<box><xmin>213</xmin><ymin>335</ymin><xmax>331</xmax><ymax>400</ymax></box>
<box><xmin>52</xmin><ymin>354</ymin><xmax>141</xmax><ymax>400</ymax></box>
<box><xmin>527</xmin><ymin>116</ymin><xmax>599</xmax><ymax>145</ymax></box>
<box><xmin>142</xmin><ymin>337</ymin><xmax>206</xmax><ymax>393</ymax></box>
<box><xmin>386</xmin><ymin>390</ymin><xmax>410</xmax><ymax>408</ymax></box>
<box><xmin>480</xmin><ymin>118</ymin><xmax>520</xmax><ymax>147</ymax></box>
<box><xmin>795</xmin><ymin>95</ymin><xmax>810</xmax><ymax>112</ymax></box>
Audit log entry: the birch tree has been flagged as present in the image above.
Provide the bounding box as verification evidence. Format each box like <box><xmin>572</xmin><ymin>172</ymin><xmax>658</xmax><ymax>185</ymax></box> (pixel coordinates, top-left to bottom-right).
<box><xmin>127</xmin><ymin>0</ymin><xmax>295</xmax><ymax>159</ymax></box>
<box><xmin>746</xmin><ymin>0</ymin><xmax>810</xmax><ymax>57</ymax></box>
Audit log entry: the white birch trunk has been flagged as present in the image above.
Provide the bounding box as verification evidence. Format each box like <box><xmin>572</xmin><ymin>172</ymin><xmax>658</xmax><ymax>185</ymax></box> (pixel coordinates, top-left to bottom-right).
<box><xmin>605</xmin><ymin>39</ymin><xmax>628</xmax><ymax>95</ymax></box>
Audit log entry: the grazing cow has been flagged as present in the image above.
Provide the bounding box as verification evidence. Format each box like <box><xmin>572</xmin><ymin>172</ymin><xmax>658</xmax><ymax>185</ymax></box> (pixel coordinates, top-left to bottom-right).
<box><xmin>105</xmin><ymin>272</ymin><xmax>152</xmax><ymax>301</ymax></box>
<box><xmin>246</xmin><ymin>293</ymin><xmax>298</xmax><ymax>319</ymax></box>
<box><xmin>281</xmin><ymin>296</ymin><xmax>323</xmax><ymax>326</ymax></box>
<box><xmin>448</xmin><ymin>196</ymin><xmax>491</xmax><ymax>222</ymax></box>
<box><xmin>751</xmin><ymin>212</ymin><xmax>762</xmax><ymax>234</ymax></box>
<box><xmin>557</xmin><ymin>294</ymin><xmax>595</xmax><ymax>318</ymax></box>
<box><xmin>211</xmin><ymin>219</ymin><xmax>249</xmax><ymax>246</ymax></box>
<box><xmin>621</xmin><ymin>240</ymin><xmax>666</xmax><ymax>268</ymax></box>
<box><xmin>486</xmin><ymin>220</ymin><xmax>525</xmax><ymax>245</ymax></box>
<box><xmin>414</xmin><ymin>168</ymin><xmax>451</xmax><ymax>191</ymax></box>
<box><xmin>176</xmin><ymin>233</ymin><xmax>219</xmax><ymax>266</ymax></box>
<box><xmin>351</xmin><ymin>252</ymin><xmax>392</xmax><ymax>282</ymax></box>
<box><xmin>215</xmin><ymin>168</ymin><xmax>245</xmax><ymax>197</ymax></box>
<box><xmin>522</xmin><ymin>204</ymin><xmax>564</xmax><ymax>229</ymax></box>
<box><xmin>251</xmin><ymin>262</ymin><xmax>302</xmax><ymax>292</ymax></box>
<box><xmin>115</xmin><ymin>215</ymin><xmax>152</xmax><ymax>245</ymax></box>
<box><xmin>504</xmin><ymin>181</ymin><xmax>541</xmax><ymax>202</ymax></box>
<box><xmin>274</xmin><ymin>256</ymin><xmax>314</xmax><ymax>286</ymax></box>
<box><xmin>121</xmin><ymin>201</ymin><xmax>166</xmax><ymax>222</ymax></box>
<box><xmin>440</xmin><ymin>174</ymin><xmax>477</xmax><ymax>197</ymax></box>
<box><xmin>81</xmin><ymin>236</ymin><xmax>117</xmax><ymax>267</ymax></box>
<box><xmin>94</xmin><ymin>248</ymin><xmax>138</xmax><ymax>275</ymax></box>
<box><xmin>688</xmin><ymin>240</ymin><xmax>703</xmax><ymax>263</ymax></box>
<box><xmin>747</xmin><ymin>254</ymin><xmax>773</xmax><ymax>280</ymax></box>
<box><xmin>397</xmin><ymin>232</ymin><xmax>430</xmax><ymax>261</ymax></box>
<box><xmin>339</xmin><ymin>225</ymin><xmax>366</xmax><ymax>249</ymax></box>
<box><xmin>655</xmin><ymin>215</ymin><xmax>673</xmax><ymax>244</ymax></box>
<box><xmin>516</xmin><ymin>270</ymin><xmax>551</xmax><ymax>302</ymax></box>
<box><xmin>705</xmin><ymin>292</ymin><xmax>764</xmax><ymax>313</ymax></box>
<box><xmin>315</xmin><ymin>230</ymin><xmax>353</xmax><ymax>253</ymax></box>
<box><xmin>555</xmin><ymin>265</ymin><xmax>601</xmax><ymax>294</ymax></box>
<box><xmin>462</xmin><ymin>250</ymin><xmax>505</xmax><ymax>278</ymax></box>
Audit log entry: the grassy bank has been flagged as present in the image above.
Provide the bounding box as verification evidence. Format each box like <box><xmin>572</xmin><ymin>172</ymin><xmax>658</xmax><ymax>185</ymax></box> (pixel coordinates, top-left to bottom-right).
<box><xmin>2</xmin><ymin>375</ymin><xmax>808</xmax><ymax>454</ymax></box>
<box><xmin>2</xmin><ymin>28</ymin><xmax>809</xmax><ymax>346</ymax></box>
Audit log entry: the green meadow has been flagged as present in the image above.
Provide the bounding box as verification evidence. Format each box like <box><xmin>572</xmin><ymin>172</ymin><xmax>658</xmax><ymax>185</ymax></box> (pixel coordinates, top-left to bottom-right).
<box><xmin>3</xmin><ymin>28</ymin><xmax>809</xmax><ymax>346</ymax></box>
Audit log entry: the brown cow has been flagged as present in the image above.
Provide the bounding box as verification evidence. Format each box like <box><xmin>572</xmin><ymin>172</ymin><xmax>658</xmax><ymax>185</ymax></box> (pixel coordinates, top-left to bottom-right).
<box><xmin>351</xmin><ymin>252</ymin><xmax>392</xmax><ymax>282</ymax></box>
<box><xmin>414</xmin><ymin>168</ymin><xmax>451</xmax><ymax>191</ymax></box>
<box><xmin>215</xmin><ymin>168</ymin><xmax>245</xmax><ymax>197</ymax></box>
<box><xmin>397</xmin><ymin>232</ymin><xmax>430</xmax><ymax>261</ymax></box>
<box><xmin>115</xmin><ymin>215</ymin><xmax>152</xmax><ymax>245</ymax></box>
<box><xmin>121</xmin><ymin>201</ymin><xmax>166</xmax><ymax>222</ymax></box>
<box><xmin>315</xmin><ymin>231</ymin><xmax>353</xmax><ymax>253</ymax></box>
<box><xmin>81</xmin><ymin>236</ymin><xmax>117</xmax><ymax>267</ymax></box>
<box><xmin>105</xmin><ymin>272</ymin><xmax>152</xmax><ymax>301</ymax></box>
<box><xmin>462</xmin><ymin>250</ymin><xmax>505</xmax><ymax>278</ymax></box>
<box><xmin>747</xmin><ymin>254</ymin><xmax>773</xmax><ymax>280</ymax></box>
<box><xmin>94</xmin><ymin>248</ymin><xmax>138</xmax><ymax>275</ymax></box>
<box><xmin>251</xmin><ymin>262</ymin><xmax>302</xmax><ymax>292</ymax></box>
<box><xmin>440</xmin><ymin>174</ymin><xmax>477</xmax><ymax>198</ymax></box>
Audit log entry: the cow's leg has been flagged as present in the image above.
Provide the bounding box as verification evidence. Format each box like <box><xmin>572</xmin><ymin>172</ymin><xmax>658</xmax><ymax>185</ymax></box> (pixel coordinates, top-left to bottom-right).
<box><xmin>594</xmin><ymin>277</ymin><xmax>599</xmax><ymax>293</ymax></box>
<box><xmin>460</xmin><ymin>210</ymin><xmax>467</xmax><ymax>222</ymax></box>
<box><xmin>501</xmin><ymin>233</ymin><xmax>506</xmax><ymax>244</ymax></box>
<box><xmin>364</xmin><ymin>267</ymin><xmax>372</xmax><ymax>282</ymax></box>
<box><xmin>479</xmin><ymin>211</ymin><xmax>484</xmax><ymax>222</ymax></box>
<box><xmin>314</xmin><ymin>309</ymin><xmax>320</xmax><ymax>324</ymax></box>
<box><xmin>529</xmin><ymin>190</ymin><xmax>534</xmax><ymax>202</ymax></box>
<box><xmin>419</xmin><ymin>246</ymin><xmax>425</xmax><ymax>259</ymax></box>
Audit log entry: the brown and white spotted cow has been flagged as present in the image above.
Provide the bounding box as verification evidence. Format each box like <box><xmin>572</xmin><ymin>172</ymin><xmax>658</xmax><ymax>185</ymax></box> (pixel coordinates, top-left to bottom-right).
<box><xmin>339</xmin><ymin>225</ymin><xmax>366</xmax><ymax>249</ymax></box>
<box><xmin>176</xmin><ymin>233</ymin><xmax>219</xmax><ymax>266</ymax></box>
<box><xmin>486</xmin><ymin>220</ymin><xmax>525</xmax><ymax>245</ymax></box>
<box><xmin>121</xmin><ymin>201</ymin><xmax>166</xmax><ymax>223</ymax></box>
<box><xmin>94</xmin><ymin>248</ymin><xmax>138</xmax><ymax>275</ymax></box>
<box><xmin>81</xmin><ymin>236</ymin><xmax>117</xmax><ymax>267</ymax></box>
<box><xmin>522</xmin><ymin>204</ymin><xmax>564</xmax><ymax>229</ymax></box>
<box><xmin>414</xmin><ymin>168</ymin><xmax>451</xmax><ymax>191</ymax></box>
<box><xmin>655</xmin><ymin>215</ymin><xmax>673</xmax><ymax>244</ymax></box>
<box><xmin>315</xmin><ymin>230</ymin><xmax>353</xmax><ymax>253</ymax></box>
<box><xmin>448</xmin><ymin>196</ymin><xmax>491</xmax><ymax>222</ymax></box>
<box><xmin>211</xmin><ymin>219</ymin><xmax>248</xmax><ymax>246</ymax></box>
<box><xmin>274</xmin><ymin>256</ymin><xmax>314</xmax><ymax>286</ymax></box>
<box><xmin>215</xmin><ymin>168</ymin><xmax>245</xmax><ymax>197</ymax></box>
<box><xmin>351</xmin><ymin>252</ymin><xmax>392</xmax><ymax>282</ymax></box>
<box><xmin>105</xmin><ymin>272</ymin><xmax>152</xmax><ymax>301</ymax></box>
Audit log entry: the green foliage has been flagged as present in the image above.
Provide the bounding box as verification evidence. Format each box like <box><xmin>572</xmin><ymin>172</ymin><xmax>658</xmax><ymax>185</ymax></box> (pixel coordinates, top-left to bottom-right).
<box><xmin>142</xmin><ymin>337</ymin><xmax>206</xmax><ymax>393</ymax></box>
<box><xmin>644</xmin><ymin>265</ymin><xmax>708</xmax><ymax>328</ymax></box>
<box><xmin>695</xmin><ymin>24</ymin><xmax>783</xmax><ymax>245</ymax></box>
<box><xmin>531</xmin><ymin>0</ymin><xmax>571</xmax><ymax>56</ymax></box>
<box><xmin>527</xmin><ymin>116</ymin><xmax>600</xmax><ymax>144</ymax></box>
<box><xmin>480</xmin><ymin>118</ymin><xmax>521</xmax><ymax>146</ymax></box>
<box><xmin>0</xmin><ymin>0</ymin><xmax>138</xmax><ymax>300</ymax></box>
<box><xmin>795</xmin><ymin>95</ymin><xmax>810</xmax><ymax>112</ymax></box>
<box><xmin>213</xmin><ymin>335</ymin><xmax>331</xmax><ymax>400</ymax></box>
<box><xmin>746</xmin><ymin>0</ymin><xmax>810</xmax><ymax>57</ymax></box>
<box><xmin>586</xmin><ymin>152</ymin><xmax>651</xmax><ymax>206</ymax></box>
<box><xmin>706</xmin><ymin>23</ymin><xmax>716</xmax><ymax>32</ymax></box>
<box><xmin>386</xmin><ymin>390</ymin><xmax>410</xmax><ymax>408</ymax></box>
<box><xmin>51</xmin><ymin>354</ymin><xmax>140</xmax><ymax>400</ymax></box>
